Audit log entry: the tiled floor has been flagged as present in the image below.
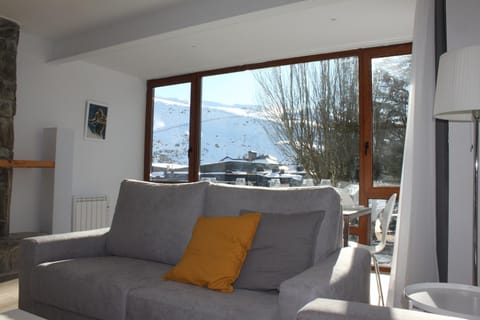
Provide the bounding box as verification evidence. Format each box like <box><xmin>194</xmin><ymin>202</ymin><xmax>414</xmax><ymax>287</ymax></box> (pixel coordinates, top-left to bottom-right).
<box><xmin>0</xmin><ymin>273</ymin><xmax>389</xmax><ymax>314</ymax></box>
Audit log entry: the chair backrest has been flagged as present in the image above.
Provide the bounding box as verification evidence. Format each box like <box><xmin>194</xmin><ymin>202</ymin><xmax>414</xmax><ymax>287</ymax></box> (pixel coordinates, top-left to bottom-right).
<box><xmin>370</xmin><ymin>199</ymin><xmax>380</xmax><ymax>222</ymax></box>
<box><xmin>376</xmin><ymin>193</ymin><xmax>397</xmax><ymax>252</ymax></box>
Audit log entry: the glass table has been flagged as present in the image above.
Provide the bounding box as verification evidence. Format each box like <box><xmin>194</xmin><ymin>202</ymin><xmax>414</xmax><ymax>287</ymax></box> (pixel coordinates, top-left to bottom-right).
<box><xmin>342</xmin><ymin>206</ymin><xmax>371</xmax><ymax>247</ymax></box>
<box><xmin>404</xmin><ymin>282</ymin><xmax>480</xmax><ymax>319</ymax></box>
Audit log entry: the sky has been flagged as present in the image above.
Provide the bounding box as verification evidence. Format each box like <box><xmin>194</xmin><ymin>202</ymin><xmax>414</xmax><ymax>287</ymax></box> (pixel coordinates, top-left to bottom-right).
<box><xmin>153</xmin><ymin>53</ymin><xmax>412</xmax><ymax>107</ymax></box>
<box><xmin>154</xmin><ymin>70</ymin><xmax>259</xmax><ymax>106</ymax></box>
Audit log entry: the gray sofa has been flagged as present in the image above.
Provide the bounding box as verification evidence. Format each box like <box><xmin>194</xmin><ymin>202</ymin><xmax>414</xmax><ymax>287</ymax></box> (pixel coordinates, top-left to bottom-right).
<box><xmin>19</xmin><ymin>179</ymin><xmax>371</xmax><ymax>320</ymax></box>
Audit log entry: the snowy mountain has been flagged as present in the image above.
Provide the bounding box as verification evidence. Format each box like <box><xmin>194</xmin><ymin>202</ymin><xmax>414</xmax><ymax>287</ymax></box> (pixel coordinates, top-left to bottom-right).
<box><xmin>152</xmin><ymin>98</ymin><xmax>288</xmax><ymax>165</ymax></box>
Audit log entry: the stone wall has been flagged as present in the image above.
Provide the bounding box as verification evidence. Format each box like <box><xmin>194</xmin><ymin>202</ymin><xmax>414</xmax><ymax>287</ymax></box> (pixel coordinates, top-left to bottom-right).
<box><xmin>0</xmin><ymin>18</ymin><xmax>19</xmax><ymax>239</ymax></box>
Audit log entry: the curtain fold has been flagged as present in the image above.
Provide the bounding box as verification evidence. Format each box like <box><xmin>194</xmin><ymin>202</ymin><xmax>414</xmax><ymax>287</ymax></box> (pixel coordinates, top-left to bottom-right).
<box><xmin>387</xmin><ymin>0</ymin><xmax>439</xmax><ymax>307</ymax></box>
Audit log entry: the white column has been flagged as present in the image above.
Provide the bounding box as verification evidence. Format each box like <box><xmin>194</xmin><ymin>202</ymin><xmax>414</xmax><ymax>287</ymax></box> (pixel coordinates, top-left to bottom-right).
<box><xmin>40</xmin><ymin>128</ymin><xmax>74</xmax><ymax>234</ymax></box>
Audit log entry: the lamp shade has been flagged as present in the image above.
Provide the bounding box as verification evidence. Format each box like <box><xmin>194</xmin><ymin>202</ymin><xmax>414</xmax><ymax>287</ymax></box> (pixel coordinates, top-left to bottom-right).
<box><xmin>434</xmin><ymin>45</ymin><xmax>480</xmax><ymax>121</ymax></box>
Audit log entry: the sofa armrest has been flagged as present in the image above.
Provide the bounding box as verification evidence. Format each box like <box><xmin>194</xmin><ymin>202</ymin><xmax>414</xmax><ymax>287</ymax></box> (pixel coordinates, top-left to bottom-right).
<box><xmin>296</xmin><ymin>298</ymin><xmax>464</xmax><ymax>320</ymax></box>
<box><xmin>278</xmin><ymin>247</ymin><xmax>371</xmax><ymax>320</ymax></box>
<box><xmin>19</xmin><ymin>228</ymin><xmax>110</xmax><ymax>311</ymax></box>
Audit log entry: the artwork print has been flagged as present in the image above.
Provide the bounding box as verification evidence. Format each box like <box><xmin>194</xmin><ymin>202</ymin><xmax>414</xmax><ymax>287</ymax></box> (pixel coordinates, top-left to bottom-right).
<box><xmin>85</xmin><ymin>101</ymin><xmax>108</xmax><ymax>141</ymax></box>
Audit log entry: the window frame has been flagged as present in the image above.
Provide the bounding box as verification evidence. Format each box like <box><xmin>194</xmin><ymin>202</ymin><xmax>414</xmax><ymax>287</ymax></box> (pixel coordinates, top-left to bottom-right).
<box><xmin>352</xmin><ymin>44</ymin><xmax>411</xmax><ymax>245</ymax></box>
<box><xmin>145</xmin><ymin>44</ymin><xmax>411</xmax><ymax>201</ymax></box>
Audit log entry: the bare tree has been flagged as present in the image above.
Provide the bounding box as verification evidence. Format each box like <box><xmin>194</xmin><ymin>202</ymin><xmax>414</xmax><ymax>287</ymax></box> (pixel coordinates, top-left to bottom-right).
<box><xmin>255</xmin><ymin>55</ymin><xmax>410</xmax><ymax>186</ymax></box>
<box><xmin>371</xmin><ymin>55</ymin><xmax>411</xmax><ymax>183</ymax></box>
<box><xmin>254</xmin><ymin>58</ymin><xmax>359</xmax><ymax>185</ymax></box>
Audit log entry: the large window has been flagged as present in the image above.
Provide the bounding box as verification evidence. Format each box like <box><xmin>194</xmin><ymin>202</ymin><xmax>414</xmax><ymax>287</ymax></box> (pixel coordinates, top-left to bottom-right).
<box><xmin>145</xmin><ymin>43</ymin><xmax>411</xmax><ymax>250</ymax></box>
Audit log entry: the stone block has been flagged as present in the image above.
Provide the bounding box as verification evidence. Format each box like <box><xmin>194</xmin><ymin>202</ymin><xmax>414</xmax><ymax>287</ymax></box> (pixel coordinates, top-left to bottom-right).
<box><xmin>0</xmin><ymin>148</ymin><xmax>12</xmax><ymax>159</ymax></box>
<box><xmin>0</xmin><ymin>17</ymin><xmax>19</xmax><ymax>240</ymax></box>
<box><xmin>0</xmin><ymin>20</ymin><xmax>19</xmax><ymax>40</ymax></box>
<box><xmin>0</xmin><ymin>81</ymin><xmax>16</xmax><ymax>102</ymax></box>
<box><xmin>0</xmin><ymin>49</ymin><xmax>17</xmax><ymax>80</ymax></box>
<box><xmin>0</xmin><ymin>117</ymin><xmax>13</xmax><ymax>149</ymax></box>
<box><xmin>0</xmin><ymin>233</ymin><xmax>44</xmax><ymax>276</ymax></box>
<box><xmin>0</xmin><ymin>168</ymin><xmax>12</xmax><ymax>238</ymax></box>
<box><xmin>0</xmin><ymin>101</ymin><xmax>14</xmax><ymax>117</ymax></box>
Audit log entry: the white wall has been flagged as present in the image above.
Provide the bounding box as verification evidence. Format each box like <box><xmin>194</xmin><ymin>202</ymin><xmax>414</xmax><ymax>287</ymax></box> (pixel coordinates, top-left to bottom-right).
<box><xmin>446</xmin><ymin>0</ymin><xmax>480</xmax><ymax>284</ymax></box>
<box><xmin>10</xmin><ymin>32</ymin><xmax>145</xmax><ymax>233</ymax></box>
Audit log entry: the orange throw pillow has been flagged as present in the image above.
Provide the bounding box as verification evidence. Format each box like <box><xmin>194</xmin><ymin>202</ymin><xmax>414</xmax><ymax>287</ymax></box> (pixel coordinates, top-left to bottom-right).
<box><xmin>163</xmin><ymin>213</ymin><xmax>261</xmax><ymax>292</ymax></box>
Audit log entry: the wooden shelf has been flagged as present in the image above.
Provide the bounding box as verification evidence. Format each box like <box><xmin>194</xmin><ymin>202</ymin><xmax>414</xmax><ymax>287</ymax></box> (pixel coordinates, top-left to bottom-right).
<box><xmin>0</xmin><ymin>160</ymin><xmax>55</xmax><ymax>168</ymax></box>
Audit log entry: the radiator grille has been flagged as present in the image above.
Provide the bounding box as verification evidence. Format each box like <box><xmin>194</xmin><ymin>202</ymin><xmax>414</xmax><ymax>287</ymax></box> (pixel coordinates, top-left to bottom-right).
<box><xmin>72</xmin><ymin>195</ymin><xmax>110</xmax><ymax>231</ymax></box>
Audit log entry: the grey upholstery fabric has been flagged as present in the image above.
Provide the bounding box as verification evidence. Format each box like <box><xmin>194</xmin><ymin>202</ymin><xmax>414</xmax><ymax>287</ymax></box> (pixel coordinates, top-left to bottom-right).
<box><xmin>31</xmin><ymin>256</ymin><xmax>172</xmax><ymax>320</ymax></box>
<box><xmin>279</xmin><ymin>247</ymin><xmax>371</xmax><ymax>320</ymax></box>
<box><xmin>106</xmin><ymin>180</ymin><xmax>208</xmax><ymax>265</ymax></box>
<box><xmin>296</xmin><ymin>298</ymin><xmax>464</xmax><ymax>320</ymax></box>
<box><xmin>19</xmin><ymin>181</ymin><xmax>371</xmax><ymax>320</ymax></box>
<box><xmin>204</xmin><ymin>184</ymin><xmax>342</xmax><ymax>262</ymax></box>
<box><xmin>19</xmin><ymin>228</ymin><xmax>109</xmax><ymax>313</ymax></box>
<box><xmin>235</xmin><ymin>211</ymin><xmax>325</xmax><ymax>290</ymax></box>
<box><xmin>126</xmin><ymin>281</ymin><xmax>279</xmax><ymax>320</ymax></box>
<box><xmin>29</xmin><ymin>302</ymin><xmax>97</xmax><ymax>320</ymax></box>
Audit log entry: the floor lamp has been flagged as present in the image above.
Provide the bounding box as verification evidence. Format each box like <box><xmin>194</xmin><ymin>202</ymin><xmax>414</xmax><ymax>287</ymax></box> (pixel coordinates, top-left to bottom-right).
<box><xmin>434</xmin><ymin>45</ymin><xmax>480</xmax><ymax>286</ymax></box>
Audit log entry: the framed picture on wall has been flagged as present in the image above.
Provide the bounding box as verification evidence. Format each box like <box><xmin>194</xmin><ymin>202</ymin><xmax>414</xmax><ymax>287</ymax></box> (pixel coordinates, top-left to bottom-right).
<box><xmin>84</xmin><ymin>100</ymin><xmax>109</xmax><ymax>141</ymax></box>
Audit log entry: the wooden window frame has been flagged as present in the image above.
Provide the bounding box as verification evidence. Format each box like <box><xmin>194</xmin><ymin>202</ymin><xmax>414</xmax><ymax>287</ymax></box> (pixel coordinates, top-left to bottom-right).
<box><xmin>144</xmin><ymin>44</ymin><xmax>412</xmax><ymax>247</ymax></box>
<box><xmin>353</xmin><ymin>43</ymin><xmax>412</xmax><ymax>245</ymax></box>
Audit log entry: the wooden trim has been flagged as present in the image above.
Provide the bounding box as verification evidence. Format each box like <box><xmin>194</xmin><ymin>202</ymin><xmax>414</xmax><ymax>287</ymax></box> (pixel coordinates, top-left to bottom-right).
<box><xmin>144</xmin><ymin>83</ymin><xmax>154</xmax><ymax>180</ymax></box>
<box><xmin>189</xmin><ymin>76</ymin><xmax>202</xmax><ymax>182</ymax></box>
<box><xmin>359</xmin><ymin>50</ymin><xmax>372</xmax><ymax>207</ymax></box>
<box><xmin>355</xmin><ymin>43</ymin><xmax>411</xmax><ymax>261</ymax></box>
<box><xmin>146</xmin><ymin>43</ymin><xmax>411</xmax><ymax>83</ymax></box>
<box><xmin>357</xmin><ymin>51</ymin><xmax>372</xmax><ymax>245</ymax></box>
<box><xmin>368</xmin><ymin>264</ymin><xmax>391</xmax><ymax>274</ymax></box>
<box><xmin>0</xmin><ymin>160</ymin><xmax>55</xmax><ymax>168</ymax></box>
<box><xmin>359</xmin><ymin>44</ymin><xmax>410</xmax><ymax>210</ymax></box>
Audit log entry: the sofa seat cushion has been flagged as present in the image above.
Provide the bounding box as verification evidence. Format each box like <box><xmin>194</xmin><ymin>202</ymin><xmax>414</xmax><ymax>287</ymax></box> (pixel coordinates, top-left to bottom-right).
<box><xmin>31</xmin><ymin>256</ymin><xmax>172</xmax><ymax>320</ymax></box>
<box><xmin>106</xmin><ymin>180</ymin><xmax>209</xmax><ymax>265</ymax></box>
<box><xmin>126</xmin><ymin>281</ymin><xmax>279</xmax><ymax>320</ymax></box>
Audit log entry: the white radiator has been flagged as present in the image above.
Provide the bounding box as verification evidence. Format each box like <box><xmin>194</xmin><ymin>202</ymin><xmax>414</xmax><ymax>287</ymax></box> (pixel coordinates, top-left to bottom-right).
<box><xmin>72</xmin><ymin>195</ymin><xmax>110</xmax><ymax>231</ymax></box>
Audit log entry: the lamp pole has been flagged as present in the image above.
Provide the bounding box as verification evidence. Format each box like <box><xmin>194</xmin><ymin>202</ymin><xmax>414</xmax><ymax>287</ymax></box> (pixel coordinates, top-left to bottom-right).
<box><xmin>474</xmin><ymin>111</ymin><xmax>480</xmax><ymax>286</ymax></box>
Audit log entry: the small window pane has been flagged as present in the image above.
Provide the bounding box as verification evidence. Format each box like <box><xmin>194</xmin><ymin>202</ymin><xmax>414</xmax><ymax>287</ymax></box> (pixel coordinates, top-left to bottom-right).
<box><xmin>371</xmin><ymin>54</ymin><xmax>411</xmax><ymax>187</ymax></box>
<box><xmin>200</xmin><ymin>70</ymin><xmax>289</xmax><ymax>186</ymax></box>
<box><xmin>150</xmin><ymin>83</ymin><xmax>191</xmax><ymax>182</ymax></box>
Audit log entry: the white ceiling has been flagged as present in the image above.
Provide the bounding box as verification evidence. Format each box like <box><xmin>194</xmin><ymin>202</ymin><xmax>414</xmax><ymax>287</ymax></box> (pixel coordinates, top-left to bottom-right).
<box><xmin>0</xmin><ymin>0</ymin><xmax>416</xmax><ymax>80</ymax></box>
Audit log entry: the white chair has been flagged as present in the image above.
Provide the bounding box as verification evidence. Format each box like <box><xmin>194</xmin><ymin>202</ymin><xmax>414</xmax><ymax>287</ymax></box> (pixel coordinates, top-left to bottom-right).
<box><xmin>349</xmin><ymin>193</ymin><xmax>397</xmax><ymax>306</ymax></box>
<box><xmin>370</xmin><ymin>200</ymin><xmax>380</xmax><ymax>240</ymax></box>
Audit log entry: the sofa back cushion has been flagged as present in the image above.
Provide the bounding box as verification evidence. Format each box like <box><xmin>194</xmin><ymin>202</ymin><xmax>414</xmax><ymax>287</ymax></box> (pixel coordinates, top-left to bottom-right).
<box><xmin>106</xmin><ymin>180</ymin><xmax>208</xmax><ymax>265</ymax></box>
<box><xmin>234</xmin><ymin>210</ymin><xmax>325</xmax><ymax>290</ymax></box>
<box><xmin>204</xmin><ymin>183</ymin><xmax>342</xmax><ymax>263</ymax></box>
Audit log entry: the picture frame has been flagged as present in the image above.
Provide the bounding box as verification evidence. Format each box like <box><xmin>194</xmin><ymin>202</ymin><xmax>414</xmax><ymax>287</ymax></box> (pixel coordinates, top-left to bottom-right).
<box><xmin>84</xmin><ymin>100</ymin><xmax>109</xmax><ymax>141</ymax></box>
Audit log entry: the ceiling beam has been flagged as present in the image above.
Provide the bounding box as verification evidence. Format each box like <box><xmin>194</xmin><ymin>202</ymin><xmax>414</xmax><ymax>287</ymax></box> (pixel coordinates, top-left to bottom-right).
<box><xmin>48</xmin><ymin>0</ymin><xmax>315</xmax><ymax>63</ymax></box>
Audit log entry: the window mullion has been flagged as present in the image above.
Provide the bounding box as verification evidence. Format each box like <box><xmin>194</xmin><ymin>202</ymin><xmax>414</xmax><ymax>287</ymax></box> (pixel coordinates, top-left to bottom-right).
<box><xmin>189</xmin><ymin>76</ymin><xmax>202</xmax><ymax>182</ymax></box>
<box><xmin>359</xmin><ymin>52</ymin><xmax>373</xmax><ymax>206</ymax></box>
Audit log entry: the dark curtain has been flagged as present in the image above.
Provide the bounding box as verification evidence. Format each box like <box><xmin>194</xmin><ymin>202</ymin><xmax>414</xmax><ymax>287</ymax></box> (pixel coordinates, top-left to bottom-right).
<box><xmin>435</xmin><ymin>0</ymin><xmax>449</xmax><ymax>283</ymax></box>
